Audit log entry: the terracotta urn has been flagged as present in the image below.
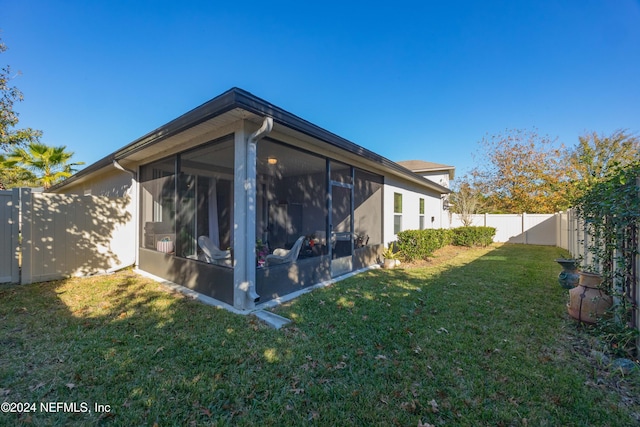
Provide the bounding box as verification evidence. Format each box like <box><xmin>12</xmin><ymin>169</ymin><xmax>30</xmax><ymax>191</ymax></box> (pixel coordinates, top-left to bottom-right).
<box><xmin>555</xmin><ymin>258</ymin><xmax>580</xmax><ymax>289</ymax></box>
<box><xmin>567</xmin><ymin>272</ymin><xmax>612</xmax><ymax>324</ymax></box>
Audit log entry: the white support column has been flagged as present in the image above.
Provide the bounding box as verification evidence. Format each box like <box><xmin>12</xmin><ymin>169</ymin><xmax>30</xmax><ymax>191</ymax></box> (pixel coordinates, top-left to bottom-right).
<box><xmin>232</xmin><ymin>118</ymin><xmax>272</xmax><ymax>311</ymax></box>
<box><xmin>233</xmin><ymin>123</ymin><xmax>255</xmax><ymax>311</ymax></box>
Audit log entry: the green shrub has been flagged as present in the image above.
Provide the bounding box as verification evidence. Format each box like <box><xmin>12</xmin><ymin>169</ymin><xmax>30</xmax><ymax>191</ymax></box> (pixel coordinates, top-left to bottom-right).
<box><xmin>451</xmin><ymin>226</ymin><xmax>496</xmax><ymax>247</ymax></box>
<box><xmin>396</xmin><ymin>229</ymin><xmax>453</xmax><ymax>261</ymax></box>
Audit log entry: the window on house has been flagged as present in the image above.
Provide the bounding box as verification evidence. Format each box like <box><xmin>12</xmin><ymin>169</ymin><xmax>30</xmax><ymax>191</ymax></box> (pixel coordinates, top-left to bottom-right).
<box><xmin>393</xmin><ymin>192</ymin><xmax>402</xmax><ymax>234</ymax></box>
<box><xmin>419</xmin><ymin>198</ymin><xmax>425</xmax><ymax>230</ymax></box>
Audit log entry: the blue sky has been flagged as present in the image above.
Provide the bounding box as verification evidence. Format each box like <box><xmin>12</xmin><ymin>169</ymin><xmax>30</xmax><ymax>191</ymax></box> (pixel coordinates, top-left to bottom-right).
<box><xmin>2</xmin><ymin>0</ymin><xmax>639</xmax><ymax>179</ymax></box>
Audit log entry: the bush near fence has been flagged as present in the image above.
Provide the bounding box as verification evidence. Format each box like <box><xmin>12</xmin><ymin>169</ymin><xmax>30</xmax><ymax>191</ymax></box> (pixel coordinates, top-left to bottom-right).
<box><xmin>451</xmin><ymin>226</ymin><xmax>496</xmax><ymax>247</ymax></box>
<box><xmin>396</xmin><ymin>226</ymin><xmax>496</xmax><ymax>262</ymax></box>
<box><xmin>396</xmin><ymin>229</ymin><xmax>453</xmax><ymax>261</ymax></box>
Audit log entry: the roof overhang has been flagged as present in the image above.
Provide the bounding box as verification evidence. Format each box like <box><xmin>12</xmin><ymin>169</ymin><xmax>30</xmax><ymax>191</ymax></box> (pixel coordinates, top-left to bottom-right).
<box><xmin>50</xmin><ymin>87</ymin><xmax>450</xmax><ymax>195</ymax></box>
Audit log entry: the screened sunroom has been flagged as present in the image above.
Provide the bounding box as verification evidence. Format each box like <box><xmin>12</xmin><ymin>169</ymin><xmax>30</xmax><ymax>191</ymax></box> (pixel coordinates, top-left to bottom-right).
<box><xmin>51</xmin><ymin>88</ymin><xmax>449</xmax><ymax>313</ymax></box>
<box><xmin>138</xmin><ymin>131</ymin><xmax>384</xmax><ymax>310</ymax></box>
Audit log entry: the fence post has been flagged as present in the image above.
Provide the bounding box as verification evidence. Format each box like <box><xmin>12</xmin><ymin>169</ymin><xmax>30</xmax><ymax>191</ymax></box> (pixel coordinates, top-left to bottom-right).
<box><xmin>522</xmin><ymin>212</ymin><xmax>527</xmax><ymax>244</ymax></box>
<box><xmin>10</xmin><ymin>188</ymin><xmax>20</xmax><ymax>284</ymax></box>
<box><xmin>20</xmin><ymin>188</ymin><xmax>32</xmax><ymax>285</ymax></box>
<box><xmin>557</xmin><ymin>211</ymin><xmax>563</xmax><ymax>250</ymax></box>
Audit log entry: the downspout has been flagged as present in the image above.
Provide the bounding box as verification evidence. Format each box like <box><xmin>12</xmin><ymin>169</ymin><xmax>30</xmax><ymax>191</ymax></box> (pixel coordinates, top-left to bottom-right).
<box><xmin>243</xmin><ymin>117</ymin><xmax>273</xmax><ymax>305</ymax></box>
<box><xmin>112</xmin><ymin>159</ymin><xmax>138</xmax><ymax>272</ymax></box>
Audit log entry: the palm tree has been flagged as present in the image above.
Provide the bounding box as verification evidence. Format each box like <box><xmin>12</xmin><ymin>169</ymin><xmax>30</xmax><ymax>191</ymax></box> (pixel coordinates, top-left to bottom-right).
<box><xmin>3</xmin><ymin>142</ymin><xmax>84</xmax><ymax>189</ymax></box>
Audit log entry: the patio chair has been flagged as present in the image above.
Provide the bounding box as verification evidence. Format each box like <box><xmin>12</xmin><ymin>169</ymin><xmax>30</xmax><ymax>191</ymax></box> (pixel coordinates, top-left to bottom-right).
<box><xmin>197</xmin><ymin>236</ymin><xmax>231</xmax><ymax>264</ymax></box>
<box><xmin>265</xmin><ymin>235</ymin><xmax>306</xmax><ymax>266</ymax></box>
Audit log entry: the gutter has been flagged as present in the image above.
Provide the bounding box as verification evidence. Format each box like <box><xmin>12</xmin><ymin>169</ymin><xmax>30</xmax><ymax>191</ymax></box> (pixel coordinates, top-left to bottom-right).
<box><xmin>242</xmin><ymin>117</ymin><xmax>273</xmax><ymax>305</ymax></box>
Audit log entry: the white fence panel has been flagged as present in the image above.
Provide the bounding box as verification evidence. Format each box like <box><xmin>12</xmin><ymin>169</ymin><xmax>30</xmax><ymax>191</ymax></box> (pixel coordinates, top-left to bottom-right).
<box><xmin>448</xmin><ymin>213</ymin><xmax>556</xmax><ymax>245</ymax></box>
<box><xmin>523</xmin><ymin>214</ymin><xmax>557</xmax><ymax>245</ymax></box>
<box><xmin>486</xmin><ymin>214</ymin><xmax>524</xmax><ymax>243</ymax></box>
<box><xmin>0</xmin><ymin>189</ymin><xmax>20</xmax><ymax>283</ymax></box>
<box><xmin>21</xmin><ymin>189</ymin><xmax>135</xmax><ymax>284</ymax></box>
<box><xmin>448</xmin><ymin>214</ymin><xmax>485</xmax><ymax>228</ymax></box>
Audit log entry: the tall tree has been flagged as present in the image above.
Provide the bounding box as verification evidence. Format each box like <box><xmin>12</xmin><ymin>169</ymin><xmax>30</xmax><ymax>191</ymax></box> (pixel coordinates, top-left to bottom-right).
<box><xmin>1</xmin><ymin>36</ymin><xmax>45</xmax><ymax>189</ymax></box>
<box><xmin>566</xmin><ymin>129</ymin><xmax>640</xmax><ymax>200</ymax></box>
<box><xmin>0</xmin><ymin>37</ymin><xmax>42</xmax><ymax>151</ymax></box>
<box><xmin>4</xmin><ymin>142</ymin><xmax>84</xmax><ymax>189</ymax></box>
<box><xmin>470</xmin><ymin>128</ymin><xmax>570</xmax><ymax>213</ymax></box>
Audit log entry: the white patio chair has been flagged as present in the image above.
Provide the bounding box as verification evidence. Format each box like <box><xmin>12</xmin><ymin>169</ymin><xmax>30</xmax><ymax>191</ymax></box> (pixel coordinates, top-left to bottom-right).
<box><xmin>265</xmin><ymin>235</ymin><xmax>306</xmax><ymax>266</ymax></box>
<box><xmin>197</xmin><ymin>236</ymin><xmax>231</xmax><ymax>264</ymax></box>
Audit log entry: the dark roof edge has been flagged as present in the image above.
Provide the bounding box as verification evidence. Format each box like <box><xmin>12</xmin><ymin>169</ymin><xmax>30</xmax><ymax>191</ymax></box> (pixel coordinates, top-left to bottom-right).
<box><xmin>50</xmin><ymin>87</ymin><xmax>450</xmax><ymax>194</ymax></box>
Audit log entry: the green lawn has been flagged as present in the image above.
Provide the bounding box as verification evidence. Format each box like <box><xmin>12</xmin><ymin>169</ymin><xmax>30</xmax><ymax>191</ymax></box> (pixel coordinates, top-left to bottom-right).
<box><xmin>1</xmin><ymin>244</ymin><xmax>638</xmax><ymax>426</ymax></box>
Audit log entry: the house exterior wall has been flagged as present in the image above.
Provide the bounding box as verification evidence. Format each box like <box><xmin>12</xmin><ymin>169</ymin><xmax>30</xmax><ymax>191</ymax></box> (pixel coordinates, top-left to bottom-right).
<box><xmin>383</xmin><ymin>176</ymin><xmax>446</xmax><ymax>245</ymax></box>
<box><xmin>56</xmin><ymin>168</ymin><xmax>133</xmax><ymax>197</ymax></box>
<box><xmin>419</xmin><ymin>171</ymin><xmax>451</xmax><ymax>189</ymax></box>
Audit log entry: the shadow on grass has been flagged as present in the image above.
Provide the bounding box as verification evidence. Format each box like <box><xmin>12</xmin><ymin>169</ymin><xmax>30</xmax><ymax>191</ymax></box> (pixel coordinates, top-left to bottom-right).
<box><xmin>0</xmin><ymin>270</ymin><xmax>274</xmax><ymax>426</ymax></box>
<box><xmin>271</xmin><ymin>244</ymin><xmax>640</xmax><ymax>426</ymax></box>
<box><xmin>0</xmin><ymin>244</ymin><xmax>638</xmax><ymax>426</ymax></box>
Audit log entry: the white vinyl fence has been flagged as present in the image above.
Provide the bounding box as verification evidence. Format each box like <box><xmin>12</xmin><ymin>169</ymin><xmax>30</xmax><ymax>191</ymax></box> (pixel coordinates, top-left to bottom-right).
<box><xmin>448</xmin><ymin>212</ymin><xmax>558</xmax><ymax>245</ymax></box>
<box><xmin>0</xmin><ymin>189</ymin><xmax>20</xmax><ymax>283</ymax></box>
<box><xmin>450</xmin><ymin>208</ymin><xmax>639</xmax><ymax>353</ymax></box>
<box><xmin>0</xmin><ymin>188</ymin><xmax>135</xmax><ymax>284</ymax></box>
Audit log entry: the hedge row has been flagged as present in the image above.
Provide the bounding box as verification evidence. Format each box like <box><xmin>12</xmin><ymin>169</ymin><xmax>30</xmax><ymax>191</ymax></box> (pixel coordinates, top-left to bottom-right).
<box><xmin>451</xmin><ymin>226</ymin><xmax>496</xmax><ymax>248</ymax></box>
<box><xmin>394</xmin><ymin>229</ymin><xmax>452</xmax><ymax>262</ymax></box>
<box><xmin>396</xmin><ymin>226</ymin><xmax>496</xmax><ymax>262</ymax></box>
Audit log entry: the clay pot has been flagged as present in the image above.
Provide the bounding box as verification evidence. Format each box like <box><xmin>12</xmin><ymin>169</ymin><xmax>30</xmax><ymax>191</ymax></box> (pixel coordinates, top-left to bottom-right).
<box><xmin>567</xmin><ymin>272</ymin><xmax>612</xmax><ymax>324</ymax></box>
<box><xmin>555</xmin><ymin>258</ymin><xmax>580</xmax><ymax>289</ymax></box>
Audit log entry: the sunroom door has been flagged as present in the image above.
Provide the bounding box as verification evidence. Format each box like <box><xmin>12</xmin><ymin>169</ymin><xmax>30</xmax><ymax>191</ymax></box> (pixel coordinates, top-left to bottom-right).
<box><xmin>330</xmin><ymin>183</ymin><xmax>353</xmax><ymax>277</ymax></box>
